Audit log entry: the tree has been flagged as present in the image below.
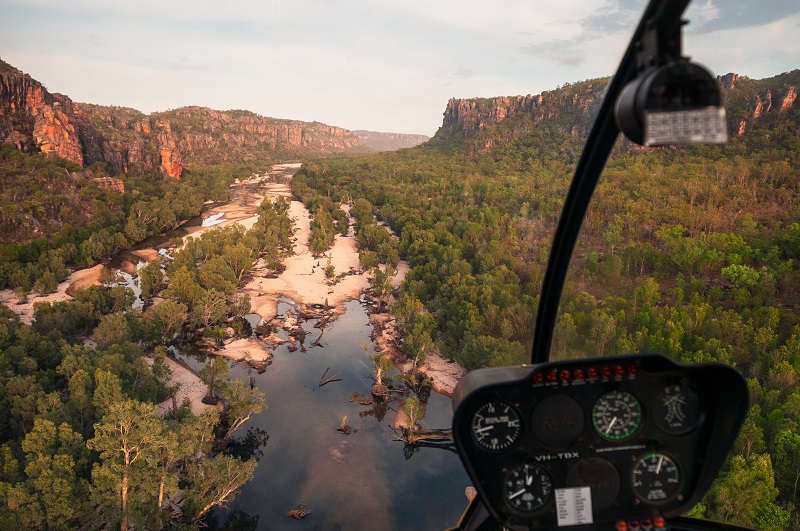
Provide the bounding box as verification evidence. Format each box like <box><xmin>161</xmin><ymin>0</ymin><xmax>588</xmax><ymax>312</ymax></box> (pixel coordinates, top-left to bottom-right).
<box><xmin>88</xmin><ymin>399</ymin><xmax>163</xmax><ymax>531</ymax></box>
<box><xmin>222</xmin><ymin>242</ymin><xmax>255</xmax><ymax>284</ymax></box>
<box><xmin>403</xmin><ymin>397</ymin><xmax>422</xmax><ymax>429</ymax></box>
<box><xmin>707</xmin><ymin>454</ymin><xmax>783</xmax><ymax>528</ymax></box>
<box><xmin>775</xmin><ymin>429</ymin><xmax>800</xmax><ymax>504</ymax></box>
<box><xmin>144</xmin><ymin>299</ymin><xmax>189</xmax><ymax>343</ymax></box>
<box><xmin>193</xmin><ymin>289</ymin><xmax>229</xmax><ymax>329</ymax></box>
<box><xmin>217</xmin><ymin>378</ymin><xmax>266</xmax><ymax>446</ymax></box>
<box><xmin>94</xmin><ymin>313</ymin><xmax>132</xmax><ymax>350</ymax></box>
<box><xmin>13</xmin><ymin>418</ymin><xmax>87</xmax><ymax>530</ymax></box>
<box><xmin>199</xmin><ymin>355</ymin><xmax>228</xmax><ymax>404</ymax></box>
<box><xmin>183</xmin><ymin>455</ymin><xmax>257</xmax><ymax>524</ymax></box>
<box><xmin>370</xmin><ymin>266</ymin><xmax>395</xmax><ymax>309</ymax></box>
<box><xmin>369</xmin><ymin>350</ymin><xmax>394</xmax><ymax>391</ymax></box>
<box><xmin>139</xmin><ymin>259</ymin><xmax>164</xmax><ymax>299</ymax></box>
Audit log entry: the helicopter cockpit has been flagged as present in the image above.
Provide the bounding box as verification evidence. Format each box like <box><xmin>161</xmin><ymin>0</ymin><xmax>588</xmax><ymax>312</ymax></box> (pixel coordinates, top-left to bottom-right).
<box><xmin>448</xmin><ymin>1</ymin><xmax>751</xmax><ymax>529</ymax></box>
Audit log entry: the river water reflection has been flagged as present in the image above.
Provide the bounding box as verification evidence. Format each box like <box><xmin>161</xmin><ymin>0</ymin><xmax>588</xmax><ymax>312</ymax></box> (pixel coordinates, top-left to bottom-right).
<box><xmin>176</xmin><ymin>300</ymin><xmax>470</xmax><ymax>530</ymax></box>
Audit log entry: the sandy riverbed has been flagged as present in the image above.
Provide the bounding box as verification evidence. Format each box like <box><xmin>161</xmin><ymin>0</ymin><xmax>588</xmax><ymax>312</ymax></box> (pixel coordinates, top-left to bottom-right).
<box><xmin>0</xmin><ymin>162</ymin><xmax>465</xmax><ymax>410</ymax></box>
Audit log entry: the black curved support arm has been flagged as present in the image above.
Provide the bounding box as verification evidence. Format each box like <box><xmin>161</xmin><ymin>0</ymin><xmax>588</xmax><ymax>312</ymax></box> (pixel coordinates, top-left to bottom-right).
<box><xmin>530</xmin><ymin>0</ymin><xmax>690</xmax><ymax>364</ymax></box>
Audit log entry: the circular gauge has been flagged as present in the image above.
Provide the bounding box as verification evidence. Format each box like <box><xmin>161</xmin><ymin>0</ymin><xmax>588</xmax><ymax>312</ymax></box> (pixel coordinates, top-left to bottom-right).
<box><xmin>566</xmin><ymin>458</ymin><xmax>620</xmax><ymax>511</ymax></box>
<box><xmin>530</xmin><ymin>394</ymin><xmax>585</xmax><ymax>448</ymax></box>
<box><xmin>654</xmin><ymin>383</ymin><xmax>702</xmax><ymax>435</ymax></box>
<box><xmin>632</xmin><ymin>453</ymin><xmax>682</xmax><ymax>504</ymax></box>
<box><xmin>592</xmin><ymin>390</ymin><xmax>642</xmax><ymax>441</ymax></box>
<box><xmin>502</xmin><ymin>463</ymin><xmax>554</xmax><ymax>514</ymax></box>
<box><xmin>470</xmin><ymin>399</ymin><xmax>521</xmax><ymax>452</ymax></box>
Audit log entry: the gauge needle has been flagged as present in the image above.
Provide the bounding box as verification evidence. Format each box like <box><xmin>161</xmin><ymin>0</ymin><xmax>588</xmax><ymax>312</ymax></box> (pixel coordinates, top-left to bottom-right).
<box><xmin>605</xmin><ymin>417</ymin><xmax>618</xmax><ymax>434</ymax></box>
<box><xmin>508</xmin><ymin>488</ymin><xmax>527</xmax><ymax>499</ymax></box>
<box><xmin>474</xmin><ymin>425</ymin><xmax>494</xmax><ymax>434</ymax></box>
<box><xmin>526</xmin><ymin>471</ymin><xmax>533</xmax><ymax>486</ymax></box>
<box><xmin>656</xmin><ymin>456</ymin><xmax>663</xmax><ymax>474</ymax></box>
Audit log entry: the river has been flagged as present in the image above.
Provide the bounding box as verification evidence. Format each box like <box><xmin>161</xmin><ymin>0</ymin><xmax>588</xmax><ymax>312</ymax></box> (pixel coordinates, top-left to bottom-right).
<box><xmin>174</xmin><ymin>299</ymin><xmax>470</xmax><ymax>530</ymax></box>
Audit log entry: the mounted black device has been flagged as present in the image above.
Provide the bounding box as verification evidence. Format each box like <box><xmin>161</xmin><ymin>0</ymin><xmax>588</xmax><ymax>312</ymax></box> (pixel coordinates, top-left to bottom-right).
<box><xmin>614</xmin><ymin>10</ymin><xmax>727</xmax><ymax>146</ymax></box>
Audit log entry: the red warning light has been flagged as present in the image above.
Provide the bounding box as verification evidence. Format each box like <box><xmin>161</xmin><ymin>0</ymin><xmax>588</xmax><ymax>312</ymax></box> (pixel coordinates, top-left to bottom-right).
<box><xmin>533</xmin><ymin>373</ymin><xmax>544</xmax><ymax>384</ymax></box>
<box><xmin>627</xmin><ymin>364</ymin><xmax>637</xmax><ymax>375</ymax></box>
<box><xmin>573</xmin><ymin>369</ymin><xmax>584</xmax><ymax>380</ymax></box>
<box><xmin>547</xmin><ymin>372</ymin><xmax>558</xmax><ymax>383</ymax></box>
<box><xmin>587</xmin><ymin>368</ymin><xmax>597</xmax><ymax>378</ymax></box>
<box><xmin>601</xmin><ymin>367</ymin><xmax>611</xmax><ymax>377</ymax></box>
<box><xmin>614</xmin><ymin>365</ymin><xmax>624</xmax><ymax>376</ymax></box>
<box><xmin>560</xmin><ymin>370</ymin><xmax>571</xmax><ymax>381</ymax></box>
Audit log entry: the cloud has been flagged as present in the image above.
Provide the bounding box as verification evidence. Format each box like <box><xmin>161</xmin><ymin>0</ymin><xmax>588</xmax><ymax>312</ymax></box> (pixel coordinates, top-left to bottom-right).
<box><xmin>522</xmin><ymin>39</ymin><xmax>586</xmax><ymax>67</ymax></box>
<box><xmin>690</xmin><ymin>0</ymin><xmax>800</xmax><ymax>33</ymax></box>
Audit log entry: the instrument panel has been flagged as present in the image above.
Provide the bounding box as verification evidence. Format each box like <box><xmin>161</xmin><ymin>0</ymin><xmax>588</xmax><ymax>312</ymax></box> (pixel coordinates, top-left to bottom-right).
<box><xmin>451</xmin><ymin>353</ymin><xmax>747</xmax><ymax>531</ymax></box>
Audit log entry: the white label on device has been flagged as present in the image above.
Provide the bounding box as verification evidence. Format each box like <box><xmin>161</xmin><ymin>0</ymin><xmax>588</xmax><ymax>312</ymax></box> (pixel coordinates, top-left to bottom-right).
<box><xmin>555</xmin><ymin>487</ymin><xmax>593</xmax><ymax>526</ymax></box>
<box><xmin>645</xmin><ymin>107</ymin><xmax>728</xmax><ymax>146</ymax></box>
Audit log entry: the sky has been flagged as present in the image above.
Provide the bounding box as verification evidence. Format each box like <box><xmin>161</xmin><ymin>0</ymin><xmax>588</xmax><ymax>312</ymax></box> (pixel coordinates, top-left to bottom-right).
<box><xmin>1</xmin><ymin>0</ymin><xmax>799</xmax><ymax>136</ymax></box>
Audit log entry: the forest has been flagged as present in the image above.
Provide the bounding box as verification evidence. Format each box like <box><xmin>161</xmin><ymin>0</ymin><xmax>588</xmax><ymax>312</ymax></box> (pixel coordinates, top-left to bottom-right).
<box><xmin>290</xmin><ymin>71</ymin><xmax>800</xmax><ymax>529</ymax></box>
<box><xmin>0</xmin><ymin>67</ymin><xmax>798</xmax><ymax>529</ymax></box>
<box><xmin>0</xmin><ymin>155</ymin><xmax>295</xmax><ymax>529</ymax></box>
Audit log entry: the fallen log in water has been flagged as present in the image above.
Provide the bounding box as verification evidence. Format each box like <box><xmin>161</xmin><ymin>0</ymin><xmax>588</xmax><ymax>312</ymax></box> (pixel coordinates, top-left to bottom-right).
<box><xmin>396</xmin><ymin>427</ymin><xmax>454</xmax><ymax>445</ymax></box>
<box><xmin>337</xmin><ymin>415</ymin><xmax>351</xmax><ymax>434</ymax></box>
<box><xmin>319</xmin><ymin>367</ymin><xmax>342</xmax><ymax>386</ymax></box>
<box><xmin>286</xmin><ymin>504</ymin><xmax>311</xmax><ymax>519</ymax></box>
<box><xmin>348</xmin><ymin>391</ymin><xmax>374</xmax><ymax>405</ymax></box>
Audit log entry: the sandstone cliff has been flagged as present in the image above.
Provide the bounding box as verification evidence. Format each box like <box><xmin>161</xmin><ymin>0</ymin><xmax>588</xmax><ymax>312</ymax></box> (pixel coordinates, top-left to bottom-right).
<box><xmin>1</xmin><ymin>62</ymin><xmax>84</xmax><ymax>166</ymax></box>
<box><xmin>430</xmin><ymin>80</ymin><xmax>605</xmax><ymax>147</ymax></box>
<box><xmin>720</xmin><ymin>71</ymin><xmax>799</xmax><ymax>135</ymax></box>
<box><xmin>0</xmin><ymin>60</ymin><xmax>379</xmax><ymax>178</ymax></box>
<box><xmin>432</xmin><ymin>70</ymin><xmax>798</xmax><ymax>149</ymax></box>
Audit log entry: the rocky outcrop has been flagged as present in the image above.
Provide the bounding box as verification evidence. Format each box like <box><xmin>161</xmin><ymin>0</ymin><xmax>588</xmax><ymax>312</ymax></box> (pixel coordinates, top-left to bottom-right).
<box><xmin>1</xmin><ymin>65</ymin><xmax>84</xmax><ymax>166</ymax></box>
<box><xmin>712</xmin><ymin>70</ymin><xmax>799</xmax><ymax>136</ymax></box>
<box><xmin>93</xmin><ymin>176</ymin><xmax>125</xmax><ymax>193</ymax></box>
<box><xmin>431</xmin><ymin>81</ymin><xmax>603</xmax><ymax>144</ymax></box>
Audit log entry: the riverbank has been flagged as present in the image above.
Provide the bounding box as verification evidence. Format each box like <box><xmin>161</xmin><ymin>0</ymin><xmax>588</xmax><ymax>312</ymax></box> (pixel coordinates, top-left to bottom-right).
<box><xmin>0</xmin><ymin>161</ymin><xmax>466</xmax><ymax>409</ymax></box>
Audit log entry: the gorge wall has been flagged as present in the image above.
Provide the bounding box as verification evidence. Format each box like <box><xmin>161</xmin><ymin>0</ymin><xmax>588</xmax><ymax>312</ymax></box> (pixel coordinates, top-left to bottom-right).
<box><xmin>1</xmin><ymin>60</ymin><xmax>427</xmax><ymax>178</ymax></box>
<box><xmin>432</xmin><ymin>70</ymin><xmax>798</xmax><ymax>148</ymax></box>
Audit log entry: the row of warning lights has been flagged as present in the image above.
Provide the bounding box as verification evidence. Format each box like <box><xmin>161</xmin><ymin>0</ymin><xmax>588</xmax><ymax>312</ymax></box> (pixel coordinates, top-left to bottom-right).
<box><xmin>616</xmin><ymin>515</ymin><xmax>667</xmax><ymax>531</ymax></box>
<box><xmin>532</xmin><ymin>364</ymin><xmax>638</xmax><ymax>384</ymax></box>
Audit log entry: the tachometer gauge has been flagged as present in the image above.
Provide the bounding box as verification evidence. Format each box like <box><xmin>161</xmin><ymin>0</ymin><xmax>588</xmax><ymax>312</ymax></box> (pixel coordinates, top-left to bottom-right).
<box><xmin>502</xmin><ymin>463</ymin><xmax>553</xmax><ymax>514</ymax></box>
<box><xmin>592</xmin><ymin>390</ymin><xmax>642</xmax><ymax>440</ymax></box>
<box><xmin>632</xmin><ymin>453</ymin><xmax>682</xmax><ymax>503</ymax></box>
<box><xmin>654</xmin><ymin>383</ymin><xmax>701</xmax><ymax>435</ymax></box>
<box><xmin>470</xmin><ymin>399</ymin><xmax>521</xmax><ymax>452</ymax></box>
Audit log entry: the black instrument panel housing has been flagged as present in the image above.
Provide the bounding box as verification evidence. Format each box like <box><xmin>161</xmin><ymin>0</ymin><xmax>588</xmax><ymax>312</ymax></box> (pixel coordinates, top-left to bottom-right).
<box><xmin>451</xmin><ymin>353</ymin><xmax>748</xmax><ymax>531</ymax></box>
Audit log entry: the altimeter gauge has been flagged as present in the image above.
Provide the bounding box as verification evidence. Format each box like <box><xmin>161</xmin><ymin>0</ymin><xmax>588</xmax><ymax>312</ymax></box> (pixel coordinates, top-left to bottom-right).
<box><xmin>592</xmin><ymin>390</ymin><xmax>642</xmax><ymax>441</ymax></box>
<box><xmin>503</xmin><ymin>463</ymin><xmax>554</xmax><ymax>514</ymax></box>
<box><xmin>470</xmin><ymin>399</ymin><xmax>521</xmax><ymax>452</ymax></box>
<box><xmin>632</xmin><ymin>453</ymin><xmax>682</xmax><ymax>504</ymax></box>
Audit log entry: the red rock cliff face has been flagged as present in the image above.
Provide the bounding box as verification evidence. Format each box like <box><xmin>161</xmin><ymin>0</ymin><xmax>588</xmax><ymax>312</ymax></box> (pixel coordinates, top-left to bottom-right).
<box><xmin>718</xmin><ymin>71</ymin><xmax>798</xmax><ymax>136</ymax></box>
<box><xmin>432</xmin><ymin>81</ymin><xmax>603</xmax><ymax>144</ymax></box>
<box><xmin>1</xmin><ymin>63</ymin><xmax>367</xmax><ymax>178</ymax></box>
<box><xmin>1</xmin><ymin>70</ymin><xmax>84</xmax><ymax>165</ymax></box>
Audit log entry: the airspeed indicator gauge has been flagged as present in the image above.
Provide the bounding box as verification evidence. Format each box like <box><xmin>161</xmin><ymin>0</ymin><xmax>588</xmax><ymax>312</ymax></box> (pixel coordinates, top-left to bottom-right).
<box><xmin>592</xmin><ymin>390</ymin><xmax>642</xmax><ymax>441</ymax></box>
<box><xmin>470</xmin><ymin>399</ymin><xmax>521</xmax><ymax>452</ymax></box>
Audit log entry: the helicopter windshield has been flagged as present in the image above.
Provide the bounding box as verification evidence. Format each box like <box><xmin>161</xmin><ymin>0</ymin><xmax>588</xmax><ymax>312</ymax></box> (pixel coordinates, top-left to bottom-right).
<box><xmin>0</xmin><ymin>0</ymin><xmax>798</xmax><ymax>530</ymax></box>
